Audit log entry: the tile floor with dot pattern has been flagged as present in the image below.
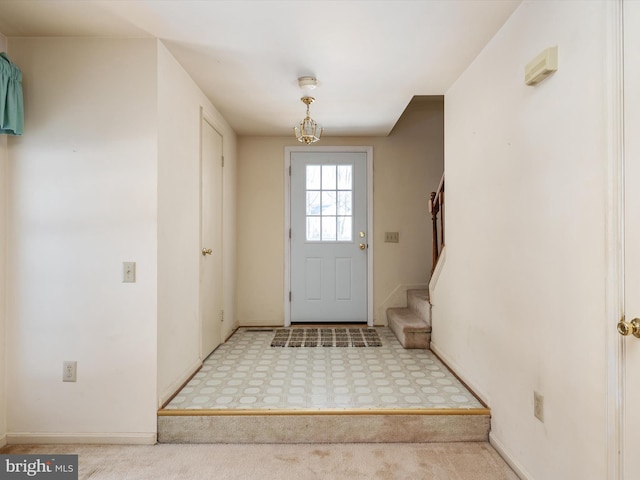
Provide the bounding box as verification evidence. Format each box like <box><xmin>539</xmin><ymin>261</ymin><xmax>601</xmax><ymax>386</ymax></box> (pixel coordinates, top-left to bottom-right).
<box><xmin>163</xmin><ymin>327</ymin><xmax>484</xmax><ymax>411</ymax></box>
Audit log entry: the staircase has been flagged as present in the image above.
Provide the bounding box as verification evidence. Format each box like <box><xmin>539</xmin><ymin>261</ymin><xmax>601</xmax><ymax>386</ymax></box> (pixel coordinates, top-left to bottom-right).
<box><xmin>387</xmin><ymin>289</ymin><xmax>431</xmax><ymax>349</ymax></box>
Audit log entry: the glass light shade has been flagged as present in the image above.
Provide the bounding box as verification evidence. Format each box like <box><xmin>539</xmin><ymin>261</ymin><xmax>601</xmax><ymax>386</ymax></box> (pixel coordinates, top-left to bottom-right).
<box><xmin>294</xmin><ymin>116</ymin><xmax>323</xmax><ymax>144</ymax></box>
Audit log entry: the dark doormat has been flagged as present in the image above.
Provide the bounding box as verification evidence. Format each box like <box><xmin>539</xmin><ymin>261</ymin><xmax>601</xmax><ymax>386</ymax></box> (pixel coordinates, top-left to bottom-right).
<box><xmin>271</xmin><ymin>328</ymin><xmax>382</xmax><ymax>347</ymax></box>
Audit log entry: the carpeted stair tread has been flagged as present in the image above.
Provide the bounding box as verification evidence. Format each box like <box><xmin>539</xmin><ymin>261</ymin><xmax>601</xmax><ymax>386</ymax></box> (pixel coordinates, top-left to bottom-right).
<box><xmin>387</xmin><ymin>288</ymin><xmax>432</xmax><ymax>349</ymax></box>
<box><xmin>387</xmin><ymin>308</ymin><xmax>431</xmax><ymax>332</ymax></box>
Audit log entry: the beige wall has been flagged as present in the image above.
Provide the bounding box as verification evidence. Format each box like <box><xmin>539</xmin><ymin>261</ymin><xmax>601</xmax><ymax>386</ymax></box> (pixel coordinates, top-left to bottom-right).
<box><xmin>433</xmin><ymin>1</ymin><xmax>611</xmax><ymax>478</ymax></box>
<box><xmin>0</xmin><ymin>31</ymin><xmax>7</xmax><ymax>446</ymax></box>
<box><xmin>6</xmin><ymin>38</ymin><xmax>159</xmax><ymax>443</ymax></box>
<box><xmin>3</xmin><ymin>37</ymin><xmax>239</xmax><ymax>443</ymax></box>
<box><xmin>237</xmin><ymin>98</ymin><xmax>443</xmax><ymax>326</ymax></box>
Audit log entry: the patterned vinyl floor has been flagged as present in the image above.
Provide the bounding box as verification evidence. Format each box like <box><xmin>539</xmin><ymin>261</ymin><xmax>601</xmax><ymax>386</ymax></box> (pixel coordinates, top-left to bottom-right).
<box><xmin>163</xmin><ymin>327</ymin><xmax>484</xmax><ymax>411</ymax></box>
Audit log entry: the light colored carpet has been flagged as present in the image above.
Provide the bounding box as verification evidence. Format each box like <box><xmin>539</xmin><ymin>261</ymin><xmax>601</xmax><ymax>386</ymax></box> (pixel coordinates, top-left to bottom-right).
<box><xmin>1</xmin><ymin>442</ymin><xmax>519</xmax><ymax>479</ymax></box>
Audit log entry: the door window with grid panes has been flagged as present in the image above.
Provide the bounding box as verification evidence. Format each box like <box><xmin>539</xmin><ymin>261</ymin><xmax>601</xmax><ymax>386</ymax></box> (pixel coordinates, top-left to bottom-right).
<box><xmin>305</xmin><ymin>164</ymin><xmax>353</xmax><ymax>242</ymax></box>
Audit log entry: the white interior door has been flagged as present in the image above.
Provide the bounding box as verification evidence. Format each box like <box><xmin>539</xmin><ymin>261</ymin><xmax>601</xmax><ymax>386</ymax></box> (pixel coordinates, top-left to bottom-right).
<box><xmin>290</xmin><ymin>151</ymin><xmax>368</xmax><ymax>323</ymax></box>
<box><xmin>200</xmin><ymin>119</ymin><xmax>223</xmax><ymax>358</ymax></box>
<box><xmin>623</xmin><ymin>1</ymin><xmax>640</xmax><ymax>477</ymax></box>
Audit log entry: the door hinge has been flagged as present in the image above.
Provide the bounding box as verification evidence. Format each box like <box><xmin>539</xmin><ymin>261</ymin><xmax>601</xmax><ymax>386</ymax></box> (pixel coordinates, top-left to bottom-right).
<box><xmin>289</xmin><ymin>291</ymin><xmax>292</xmax><ymax>302</ymax></box>
<box><xmin>220</xmin><ymin>309</ymin><xmax>224</xmax><ymax>322</ymax></box>
<box><xmin>289</xmin><ymin>165</ymin><xmax>291</xmax><ymax>176</ymax></box>
<box><xmin>289</xmin><ymin>228</ymin><xmax>292</xmax><ymax>239</ymax></box>
<box><xmin>221</xmin><ymin>155</ymin><xmax>225</xmax><ymax>167</ymax></box>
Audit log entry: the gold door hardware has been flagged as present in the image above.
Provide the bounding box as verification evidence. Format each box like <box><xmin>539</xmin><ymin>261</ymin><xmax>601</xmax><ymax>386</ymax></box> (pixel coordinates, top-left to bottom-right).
<box><xmin>359</xmin><ymin>231</ymin><xmax>366</xmax><ymax>238</ymax></box>
<box><xmin>359</xmin><ymin>243</ymin><xmax>367</xmax><ymax>250</ymax></box>
<box><xmin>201</xmin><ymin>248</ymin><xmax>213</xmax><ymax>256</ymax></box>
<box><xmin>617</xmin><ymin>318</ymin><xmax>640</xmax><ymax>338</ymax></box>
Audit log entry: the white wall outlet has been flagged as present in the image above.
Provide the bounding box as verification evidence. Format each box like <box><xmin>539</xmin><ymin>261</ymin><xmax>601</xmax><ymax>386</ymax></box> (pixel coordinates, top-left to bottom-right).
<box><xmin>63</xmin><ymin>361</ymin><xmax>77</xmax><ymax>382</ymax></box>
<box><xmin>123</xmin><ymin>261</ymin><xmax>136</xmax><ymax>283</ymax></box>
<box><xmin>534</xmin><ymin>391</ymin><xmax>544</xmax><ymax>422</ymax></box>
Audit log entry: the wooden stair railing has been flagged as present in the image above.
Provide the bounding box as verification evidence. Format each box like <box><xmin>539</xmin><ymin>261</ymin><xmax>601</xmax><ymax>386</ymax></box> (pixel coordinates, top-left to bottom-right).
<box><xmin>429</xmin><ymin>174</ymin><xmax>445</xmax><ymax>275</ymax></box>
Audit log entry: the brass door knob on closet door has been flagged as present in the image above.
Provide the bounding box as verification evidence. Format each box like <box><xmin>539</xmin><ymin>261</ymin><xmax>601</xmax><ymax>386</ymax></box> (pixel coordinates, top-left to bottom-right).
<box><xmin>202</xmin><ymin>248</ymin><xmax>213</xmax><ymax>256</ymax></box>
<box><xmin>617</xmin><ymin>318</ymin><xmax>640</xmax><ymax>338</ymax></box>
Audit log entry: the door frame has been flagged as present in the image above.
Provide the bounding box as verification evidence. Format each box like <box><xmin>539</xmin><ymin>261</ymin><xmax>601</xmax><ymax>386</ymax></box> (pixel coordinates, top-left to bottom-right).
<box><xmin>284</xmin><ymin>146</ymin><xmax>374</xmax><ymax>327</ymax></box>
<box><xmin>605</xmin><ymin>0</ymin><xmax>624</xmax><ymax>478</ymax></box>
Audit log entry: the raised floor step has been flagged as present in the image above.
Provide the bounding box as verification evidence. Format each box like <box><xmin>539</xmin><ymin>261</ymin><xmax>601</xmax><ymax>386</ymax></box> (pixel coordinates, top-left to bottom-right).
<box><xmin>158</xmin><ymin>410</ymin><xmax>490</xmax><ymax>443</ymax></box>
<box><xmin>158</xmin><ymin>328</ymin><xmax>488</xmax><ymax>444</ymax></box>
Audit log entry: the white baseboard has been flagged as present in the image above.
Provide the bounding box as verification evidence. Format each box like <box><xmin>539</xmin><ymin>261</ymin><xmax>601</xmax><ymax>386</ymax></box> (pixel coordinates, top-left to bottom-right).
<box><xmin>223</xmin><ymin>322</ymin><xmax>240</xmax><ymax>342</ymax></box>
<box><xmin>490</xmin><ymin>432</ymin><xmax>531</xmax><ymax>480</ymax></box>
<box><xmin>0</xmin><ymin>433</ymin><xmax>6</xmax><ymax>448</ymax></box>
<box><xmin>6</xmin><ymin>432</ymin><xmax>156</xmax><ymax>445</ymax></box>
<box><xmin>430</xmin><ymin>342</ymin><xmax>530</xmax><ymax>480</ymax></box>
<box><xmin>158</xmin><ymin>358</ymin><xmax>202</xmax><ymax>408</ymax></box>
<box><xmin>429</xmin><ymin>341</ymin><xmax>489</xmax><ymax>406</ymax></box>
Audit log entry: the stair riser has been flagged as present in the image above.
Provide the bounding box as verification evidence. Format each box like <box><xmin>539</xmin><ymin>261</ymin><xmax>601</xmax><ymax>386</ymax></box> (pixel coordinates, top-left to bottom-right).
<box><xmin>402</xmin><ymin>332</ymin><xmax>431</xmax><ymax>349</ymax></box>
<box><xmin>158</xmin><ymin>414</ymin><xmax>490</xmax><ymax>444</ymax></box>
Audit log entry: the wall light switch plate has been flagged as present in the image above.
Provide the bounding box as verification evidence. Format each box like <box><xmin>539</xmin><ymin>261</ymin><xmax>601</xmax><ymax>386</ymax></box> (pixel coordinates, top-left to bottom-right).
<box><xmin>384</xmin><ymin>232</ymin><xmax>400</xmax><ymax>243</ymax></box>
<box><xmin>123</xmin><ymin>262</ymin><xmax>136</xmax><ymax>283</ymax></box>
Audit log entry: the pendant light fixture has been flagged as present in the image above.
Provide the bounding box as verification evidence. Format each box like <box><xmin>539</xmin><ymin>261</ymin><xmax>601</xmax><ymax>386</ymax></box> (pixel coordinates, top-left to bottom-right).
<box><xmin>293</xmin><ymin>76</ymin><xmax>323</xmax><ymax>144</ymax></box>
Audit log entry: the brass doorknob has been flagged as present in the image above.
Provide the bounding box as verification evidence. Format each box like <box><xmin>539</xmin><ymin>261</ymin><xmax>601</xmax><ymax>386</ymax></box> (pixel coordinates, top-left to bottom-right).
<box><xmin>202</xmin><ymin>248</ymin><xmax>213</xmax><ymax>256</ymax></box>
<box><xmin>359</xmin><ymin>243</ymin><xmax>367</xmax><ymax>250</ymax></box>
<box><xmin>617</xmin><ymin>318</ymin><xmax>640</xmax><ymax>338</ymax></box>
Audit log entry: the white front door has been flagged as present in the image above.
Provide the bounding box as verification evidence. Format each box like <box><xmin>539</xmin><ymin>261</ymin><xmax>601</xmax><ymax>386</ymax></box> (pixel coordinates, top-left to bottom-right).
<box><xmin>289</xmin><ymin>150</ymin><xmax>369</xmax><ymax>323</ymax></box>
<box><xmin>200</xmin><ymin>119</ymin><xmax>223</xmax><ymax>358</ymax></box>
<box><xmin>623</xmin><ymin>1</ymin><xmax>640</xmax><ymax>477</ymax></box>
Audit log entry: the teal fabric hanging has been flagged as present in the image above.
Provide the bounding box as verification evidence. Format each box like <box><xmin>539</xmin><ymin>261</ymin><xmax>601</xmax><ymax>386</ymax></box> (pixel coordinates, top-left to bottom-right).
<box><xmin>0</xmin><ymin>52</ymin><xmax>23</xmax><ymax>135</ymax></box>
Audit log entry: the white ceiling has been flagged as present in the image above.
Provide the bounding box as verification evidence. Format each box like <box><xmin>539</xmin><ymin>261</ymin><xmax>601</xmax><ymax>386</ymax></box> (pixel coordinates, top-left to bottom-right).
<box><xmin>0</xmin><ymin>0</ymin><xmax>520</xmax><ymax>136</ymax></box>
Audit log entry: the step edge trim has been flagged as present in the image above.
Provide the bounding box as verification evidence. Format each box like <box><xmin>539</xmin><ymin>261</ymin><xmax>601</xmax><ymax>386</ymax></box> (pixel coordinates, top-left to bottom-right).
<box><xmin>158</xmin><ymin>408</ymin><xmax>491</xmax><ymax>417</ymax></box>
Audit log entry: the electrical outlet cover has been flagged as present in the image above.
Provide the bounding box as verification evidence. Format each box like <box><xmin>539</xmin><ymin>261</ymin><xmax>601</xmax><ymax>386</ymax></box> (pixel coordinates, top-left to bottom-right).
<box><xmin>63</xmin><ymin>361</ymin><xmax>77</xmax><ymax>382</ymax></box>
